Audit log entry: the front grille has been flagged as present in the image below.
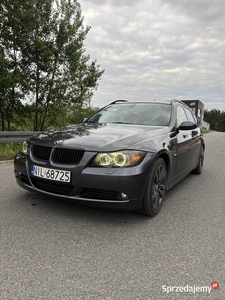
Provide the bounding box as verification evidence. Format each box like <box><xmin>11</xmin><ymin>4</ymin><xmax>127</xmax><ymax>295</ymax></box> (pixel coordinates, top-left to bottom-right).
<box><xmin>82</xmin><ymin>188</ymin><xmax>120</xmax><ymax>200</ymax></box>
<box><xmin>52</xmin><ymin>148</ymin><xmax>84</xmax><ymax>164</ymax></box>
<box><xmin>31</xmin><ymin>145</ymin><xmax>84</xmax><ymax>164</ymax></box>
<box><xmin>32</xmin><ymin>145</ymin><xmax>52</xmax><ymax>161</ymax></box>
<box><xmin>31</xmin><ymin>178</ymin><xmax>74</xmax><ymax>195</ymax></box>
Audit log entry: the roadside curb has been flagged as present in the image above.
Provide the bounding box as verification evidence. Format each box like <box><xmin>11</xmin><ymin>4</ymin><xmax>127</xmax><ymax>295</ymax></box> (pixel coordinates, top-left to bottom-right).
<box><xmin>0</xmin><ymin>160</ymin><xmax>14</xmax><ymax>164</ymax></box>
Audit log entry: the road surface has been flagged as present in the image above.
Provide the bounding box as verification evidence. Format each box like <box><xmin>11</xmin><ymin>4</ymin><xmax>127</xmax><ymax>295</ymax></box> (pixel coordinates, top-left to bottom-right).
<box><xmin>1</xmin><ymin>131</ymin><xmax>224</xmax><ymax>300</ymax></box>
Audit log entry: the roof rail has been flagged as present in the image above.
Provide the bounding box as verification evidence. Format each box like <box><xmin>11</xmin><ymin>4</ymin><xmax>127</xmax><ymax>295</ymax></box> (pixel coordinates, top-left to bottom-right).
<box><xmin>110</xmin><ymin>100</ymin><xmax>128</xmax><ymax>105</ymax></box>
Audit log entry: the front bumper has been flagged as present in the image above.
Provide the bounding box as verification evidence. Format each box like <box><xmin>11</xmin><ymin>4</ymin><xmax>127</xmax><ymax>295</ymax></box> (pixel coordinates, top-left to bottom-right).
<box><xmin>14</xmin><ymin>151</ymin><xmax>156</xmax><ymax>211</ymax></box>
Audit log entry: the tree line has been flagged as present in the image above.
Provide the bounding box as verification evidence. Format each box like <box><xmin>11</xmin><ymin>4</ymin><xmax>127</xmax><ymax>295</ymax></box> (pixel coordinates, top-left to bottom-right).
<box><xmin>0</xmin><ymin>0</ymin><xmax>104</xmax><ymax>131</ymax></box>
<box><xmin>204</xmin><ymin>109</ymin><xmax>225</xmax><ymax>132</ymax></box>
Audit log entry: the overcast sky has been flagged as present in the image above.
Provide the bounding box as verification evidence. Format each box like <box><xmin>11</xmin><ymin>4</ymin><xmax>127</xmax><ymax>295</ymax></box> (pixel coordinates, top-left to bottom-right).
<box><xmin>79</xmin><ymin>0</ymin><xmax>225</xmax><ymax>111</ymax></box>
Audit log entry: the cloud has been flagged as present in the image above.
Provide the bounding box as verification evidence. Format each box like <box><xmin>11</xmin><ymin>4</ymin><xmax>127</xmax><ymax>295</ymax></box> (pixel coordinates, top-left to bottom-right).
<box><xmin>83</xmin><ymin>0</ymin><xmax>142</xmax><ymax>7</ymax></box>
<box><xmin>79</xmin><ymin>0</ymin><xmax>225</xmax><ymax>111</ymax></box>
<box><xmin>162</xmin><ymin>0</ymin><xmax>225</xmax><ymax>23</ymax></box>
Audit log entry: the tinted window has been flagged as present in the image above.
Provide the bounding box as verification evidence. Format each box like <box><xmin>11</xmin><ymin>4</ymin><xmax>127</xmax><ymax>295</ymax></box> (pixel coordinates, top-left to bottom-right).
<box><xmin>88</xmin><ymin>103</ymin><xmax>172</xmax><ymax>126</ymax></box>
<box><xmin>177</xmin><ymin>105</ymin><xmax>187</xmax><ymax>126</ymax></box>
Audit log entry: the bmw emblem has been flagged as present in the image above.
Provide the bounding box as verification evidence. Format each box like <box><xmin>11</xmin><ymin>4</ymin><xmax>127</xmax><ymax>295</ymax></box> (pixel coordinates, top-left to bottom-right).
<box><xmin>54</xmin><ymin>140</ymin><xmax>64</xmax><ymax>145</ymax></box>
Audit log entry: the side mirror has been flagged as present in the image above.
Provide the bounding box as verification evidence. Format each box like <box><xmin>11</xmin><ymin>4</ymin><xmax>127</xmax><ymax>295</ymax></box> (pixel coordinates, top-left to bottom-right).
<box><xmin>178</xmin><ymin>121</ymin><xmax>197</xmax><ymax>130</ymax></box>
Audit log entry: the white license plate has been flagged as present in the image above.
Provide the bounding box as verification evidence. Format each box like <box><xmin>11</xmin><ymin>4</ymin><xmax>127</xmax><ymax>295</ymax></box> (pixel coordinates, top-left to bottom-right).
<box><xmin>30</xmin><ymin>165</ymin><xmax>71</xmax><ymax>182</ymax></box>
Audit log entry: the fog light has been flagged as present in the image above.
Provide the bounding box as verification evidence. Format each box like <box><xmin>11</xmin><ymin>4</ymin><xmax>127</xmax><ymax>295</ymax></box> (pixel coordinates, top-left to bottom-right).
<box><xmin>120</xmin><ymin>192</ymin><xmax>128</xmax><ymax>200</ymax></box>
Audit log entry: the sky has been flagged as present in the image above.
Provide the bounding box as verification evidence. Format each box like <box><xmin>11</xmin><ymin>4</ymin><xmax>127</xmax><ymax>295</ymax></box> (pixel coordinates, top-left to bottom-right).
<box><xmin>78</xmin><ymin>0</ymin><xmax>225</xmax><ymax>111</ymax></box>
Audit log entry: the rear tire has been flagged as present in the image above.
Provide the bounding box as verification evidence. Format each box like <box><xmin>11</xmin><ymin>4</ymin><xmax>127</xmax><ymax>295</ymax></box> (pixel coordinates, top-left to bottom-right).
<box><xmin>137</xmin><ymin>158</ymin><xmax>167</xmax><ymax>217</ymax></box>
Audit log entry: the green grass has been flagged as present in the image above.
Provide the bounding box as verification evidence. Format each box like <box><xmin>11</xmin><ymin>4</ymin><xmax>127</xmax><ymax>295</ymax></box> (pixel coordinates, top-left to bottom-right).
<box><xmin>0</xmin><ymin>143</ymin><xmax>22</xmax><ymax>160</ymax></box>
<box><xmin>202</xmin><ymin>129</ymin><xmax>211</xmax><ymax>134</ymax></box>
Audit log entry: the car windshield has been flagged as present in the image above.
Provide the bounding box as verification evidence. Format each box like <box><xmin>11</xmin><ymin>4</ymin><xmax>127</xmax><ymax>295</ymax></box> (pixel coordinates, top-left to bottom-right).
<box><xmin>87</xmin><ymin>103</ymin><xmax>172</xmax><ymax>126</ymax></box>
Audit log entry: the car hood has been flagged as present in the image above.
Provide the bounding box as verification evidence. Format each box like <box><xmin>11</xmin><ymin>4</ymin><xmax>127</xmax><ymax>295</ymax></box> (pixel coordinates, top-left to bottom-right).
<box><xmin>29</xmin><ymin>123</ymin><xmax>169</xmax><ymax>152</ymax></box>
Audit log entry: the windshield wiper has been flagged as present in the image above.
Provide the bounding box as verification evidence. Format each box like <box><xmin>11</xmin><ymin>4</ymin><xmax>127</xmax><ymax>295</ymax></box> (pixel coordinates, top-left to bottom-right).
<box><xmin>85</xmin><ymin>120</ymin><xmax>97</xmax><ymax>124</ymax></box>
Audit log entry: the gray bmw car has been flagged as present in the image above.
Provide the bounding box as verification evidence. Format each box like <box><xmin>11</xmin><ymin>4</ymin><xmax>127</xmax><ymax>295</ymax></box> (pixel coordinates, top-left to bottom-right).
<box><xmin>14</xmin><ymin>100</ymin><xmax>205</xmax><ymax>217</ymax></box>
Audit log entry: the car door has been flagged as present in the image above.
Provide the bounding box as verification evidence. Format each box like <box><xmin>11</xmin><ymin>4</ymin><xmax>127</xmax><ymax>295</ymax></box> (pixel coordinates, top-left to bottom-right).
<box><xmin>183</xmin><ymin>106</ymin><xmax>202</xmax><ymax>164</ymax></box>
<box><xmin>175</xmin><ymin>105</ymin><xmax>194</xmax><ymax>175</ymax></box>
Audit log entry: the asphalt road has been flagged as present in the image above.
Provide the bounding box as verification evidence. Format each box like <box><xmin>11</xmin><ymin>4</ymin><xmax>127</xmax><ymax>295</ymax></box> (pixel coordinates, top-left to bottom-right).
<box><xmin>1</xmin><ymin>131</ymin><xmax>225</xmax><ymax>300</ymax></box>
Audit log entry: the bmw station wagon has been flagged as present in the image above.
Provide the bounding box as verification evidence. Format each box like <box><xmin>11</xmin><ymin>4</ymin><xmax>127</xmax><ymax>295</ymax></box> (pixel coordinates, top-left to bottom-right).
<box><xmin>14</xmin><ymin>100</ymin><xmax>205</xmax><ymax>217</ymax></box>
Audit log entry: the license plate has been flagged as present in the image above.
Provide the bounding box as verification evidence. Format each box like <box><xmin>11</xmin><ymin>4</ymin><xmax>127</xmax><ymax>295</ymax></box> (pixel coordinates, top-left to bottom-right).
<box><xmin>30</xmin><ymin>165</ymin><xmax>71</xmax><ymax>182</ymax></box>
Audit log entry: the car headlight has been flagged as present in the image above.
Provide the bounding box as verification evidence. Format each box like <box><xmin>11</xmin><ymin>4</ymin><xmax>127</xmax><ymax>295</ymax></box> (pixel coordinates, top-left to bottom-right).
<box><xmin>90</xmin><ymin>151</ymin><xmax>146</xmax><ymax>167</ymax></box>
<box><xmin>21</xmin><ymin>141</ymin><xmax>28</xmax><ymax>154</ymax></box>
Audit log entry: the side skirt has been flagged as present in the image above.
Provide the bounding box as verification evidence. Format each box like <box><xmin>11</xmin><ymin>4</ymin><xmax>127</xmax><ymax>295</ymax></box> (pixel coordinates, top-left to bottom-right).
<box><xmin>167</xmin><ymin>161</ymin><xmax>199</xmax><ymax>190</ymax></box>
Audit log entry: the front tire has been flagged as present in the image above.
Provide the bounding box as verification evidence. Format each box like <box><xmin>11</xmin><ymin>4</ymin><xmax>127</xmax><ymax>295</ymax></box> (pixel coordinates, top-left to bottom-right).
<box><xmin>138</xmin><ymin>158</ymin><xmax>167</xmax><ymax>217</ymax></box>
<box><xmin>192</xmin><ymin>146</ymin><xmax>204</xmax><ymax>174</ymax></box>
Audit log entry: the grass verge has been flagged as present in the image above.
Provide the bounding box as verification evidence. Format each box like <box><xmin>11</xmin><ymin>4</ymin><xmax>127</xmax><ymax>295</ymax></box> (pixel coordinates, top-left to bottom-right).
<box><xmin>0</xmin><ymin>143</ymin><xmax>22</xmax><ymax>161</ymax></box>
<box><xmin>202</xmin><ymin>129</ymin><xmax>211</xmax><ymax>134</ymax></box>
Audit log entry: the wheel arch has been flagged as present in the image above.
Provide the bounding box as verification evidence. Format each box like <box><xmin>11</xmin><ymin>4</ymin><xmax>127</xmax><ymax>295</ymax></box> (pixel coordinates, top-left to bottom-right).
<box><xmin>202</xmin><ymin>140</ymin><xmax>206</xmax><ymax>152</ymax></box>
<box><xmin>157</xmin><ymin>151</ymin><xmax>170</xmax><ymax>174</ymax></box>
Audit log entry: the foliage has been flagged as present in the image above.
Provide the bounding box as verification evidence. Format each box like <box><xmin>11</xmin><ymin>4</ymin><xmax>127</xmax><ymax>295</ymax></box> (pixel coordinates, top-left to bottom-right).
<box><xmin>0</xmin><ymin>104</ymin><xmax>99</xmax><ymax>160</ymax></box>
<box><xmin>67</xmin><ymin>105</ymin><xmax>99</xmax><ymax>125</ymax></box>
<box><xmin>0</xmin><ymin>142</ymin><xmax>22</xmax><ymax>160</ymax></box>
<box><xmin>0</xmin><ymin>0</ymin><xmax>104</xmax><ymax>131</ymax></box>
<box><xmin>3</xmin><ymin>105</ymin><xmax>99</xmax><ymax>131</ymax></box>
<box><xmin>204</xmin><ymin>109</ymin><xmax>225</xmax><ymax>132</ymax></box>
<box><xmin>202</xmin><ymin>129</ymin><xmax>211</xmax><ymax>134</ymax></box>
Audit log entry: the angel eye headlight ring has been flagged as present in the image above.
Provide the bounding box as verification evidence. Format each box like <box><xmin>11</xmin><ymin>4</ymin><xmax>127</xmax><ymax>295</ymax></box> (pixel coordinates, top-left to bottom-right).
<box><xmin>114</xmin><ymin>152</ymin><xmax>126</xmax><ymax>166</ymax></box>
<box><xmin>99</xmin><ymin>154</ymin><xmax>111</xmax><ymax>166</ymax></box>
<box><xmin>90</xmin><ymin>151</ymin><xmax>146</xmax><ymax>168</ymax></box>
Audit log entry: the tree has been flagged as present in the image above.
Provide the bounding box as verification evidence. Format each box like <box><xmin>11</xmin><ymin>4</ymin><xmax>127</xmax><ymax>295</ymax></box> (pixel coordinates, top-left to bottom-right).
<box><xmin>20</xmin><ymin>0</ymin><xmax>104</xmax><ymax>131</ymax></box>
<box><xmin>218</xmin><ymin>111</ymin><xmax>225</xmax><ymax>132</ymax></box>
<box><xmin>0</xmin><ymin>47</ymin><xmax>11</xmax><ymax>131</ymax></box>
<box><xmin>204</xmin><ymin>109</ymin><xmax>225</xmax><ymax>132</ymax></box>
<box><xmin>0</xmin><ymin>0</ymin><xmax>104</xmax><ymax>131</ymax></box>
<box><xmin>0</xmin><ymin>0</ymin><xmax>27</xmax><ymax>130</ymax></box>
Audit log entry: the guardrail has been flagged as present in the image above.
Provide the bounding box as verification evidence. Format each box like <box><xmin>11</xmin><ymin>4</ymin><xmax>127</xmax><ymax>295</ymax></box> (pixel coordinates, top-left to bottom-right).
<box><xmin>0</xmin><ymin>132</ymin><xmax>42</xmax><ymax>143</ymax></box>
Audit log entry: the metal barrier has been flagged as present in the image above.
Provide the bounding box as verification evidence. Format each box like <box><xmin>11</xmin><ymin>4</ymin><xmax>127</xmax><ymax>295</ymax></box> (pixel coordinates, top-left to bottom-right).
<box><xmin>0</xmin><ymin>132</ymin><xmax>42</xmax><ymax>143</ymax></box>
